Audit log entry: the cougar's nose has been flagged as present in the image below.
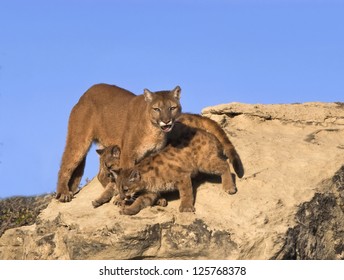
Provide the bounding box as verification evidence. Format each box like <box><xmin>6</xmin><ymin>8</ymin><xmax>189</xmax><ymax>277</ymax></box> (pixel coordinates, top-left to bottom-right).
<box><xmin>161</xmin><ymin>120</ymin><xmax>172</xmax><ymax>125</ymax></box>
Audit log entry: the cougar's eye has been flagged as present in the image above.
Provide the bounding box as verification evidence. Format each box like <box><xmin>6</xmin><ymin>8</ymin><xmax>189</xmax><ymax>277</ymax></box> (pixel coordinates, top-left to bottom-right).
<box><xmin>169</xmin><ymin>106</ymin><xmax>177</xmax><ymax>111</ymax></box>
<box><xmin>153</xmin><ymin>107</ymin><xmax>161</xmax><ymax>112</ymax></box>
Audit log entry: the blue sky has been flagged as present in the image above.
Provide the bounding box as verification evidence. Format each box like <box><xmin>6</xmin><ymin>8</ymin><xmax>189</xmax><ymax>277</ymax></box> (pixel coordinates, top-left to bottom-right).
<box><xmin>0</xmin><ymin>0</ymin><xmax>343</xmax><ymax>198</ymax></box>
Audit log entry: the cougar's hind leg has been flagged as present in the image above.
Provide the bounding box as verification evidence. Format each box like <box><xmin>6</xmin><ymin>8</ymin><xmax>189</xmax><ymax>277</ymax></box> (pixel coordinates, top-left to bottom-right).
<box><xmin>69</xmin><ymin>156</ymin><xmax>86</xmax><ymax>195</ymax></box>
<box><xmin>178</xmin><ymin>176</ymin><xmax>195</xmax><ymax>212</ymax></box>
<box><xmin>56</xmin><ymin>104</ymin><xmax>94</xmax><ymax>202</ymax></box>
<box><xmin>216</xmin><ymin>159</ymin><xmax>237</xmax><ymax>194</ymax></box>
<box><xmin>204</xmin><ymin>153</ymin><xmax>237</xmax><ymax>195</ymax></box>
<box><xmin>57</xmin><ymin>139</ymin><xmax>92</xmax><ymax>202</ymax></box>
<box><xmin>221</xmin><ymin>164</ymin><xmax>237</xmax><ymax>194</ymax></box>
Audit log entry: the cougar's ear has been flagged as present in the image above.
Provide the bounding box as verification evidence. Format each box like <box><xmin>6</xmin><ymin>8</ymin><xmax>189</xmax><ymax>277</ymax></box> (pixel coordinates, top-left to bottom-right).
<box><xmin>129</xmin><ymin>169</ymin><xmax>141</xmax><ymax>182</ymax></box>
<box><xmin>96</xmin><ymin>149</ymin><xmax>104</xmax><ymax>156</ymax></box>
<box><xmin>111</xmin><ymin>145</ymin><xmax>121</xmax><ymax>158</ymax></box>
<box><xmin>144</xmin><ymin>88</ymin><xmax>154</xmax><ymax>103</ymax></box>
<box><xmin>171</xmin><ymin>86</ymin><xmax>181</xmax><ymax>100</ymax></box>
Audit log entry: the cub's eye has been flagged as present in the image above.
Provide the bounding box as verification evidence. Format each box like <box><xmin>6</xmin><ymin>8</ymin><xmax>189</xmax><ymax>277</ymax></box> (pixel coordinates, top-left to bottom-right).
<box><xmin>153</xmin><ymin>107</ymin><xmax>161</xmax><ymax>112</ymax></box>
<box><xmin>123</xmin><ymin>186</ymin><xmax>128</xmax><ymax>192</ymax></box>
<box><xmin>169</xmin><ymin>106</ymin><xmax>177</xmax><ymax>111</ymax></box>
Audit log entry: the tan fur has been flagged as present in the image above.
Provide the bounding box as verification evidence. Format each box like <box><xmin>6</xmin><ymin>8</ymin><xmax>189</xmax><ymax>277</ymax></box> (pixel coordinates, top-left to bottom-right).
<box><xmin>91</xmin><ymin>146</ymin><xmax>121</xmax><ymax>208</ymax></box>
<box><xmin>92</xmin><ymin>115</ymin><xmax>244</xmax><ymax>210</ymax></box>
<box><xmin>116</xmin><ymin>123</ymin><xmax>238</xmax><ymax>215</ymax></box>
<box><xmin>177</xmin><ymin>113</ymin><xmax>244</xmax><ymax>178</ymax></box>
<box><xmin>92</xmin><ymin>145</ymin><xmax>167</xmax><ymax>209</ymax></box>
<box><xmin>56</xmin><ymin>84</ymin><xmax>244</xmax><ymax>204</ymax></box>
<box><xmin>56</xmin><ymin>84</ymin><xmax>182</xmax><ymax>202</ymax></box>
<box><xmin>96</xmin><ymin>145</ymin><xmax>121</xmax><ymax>187</ymax></box>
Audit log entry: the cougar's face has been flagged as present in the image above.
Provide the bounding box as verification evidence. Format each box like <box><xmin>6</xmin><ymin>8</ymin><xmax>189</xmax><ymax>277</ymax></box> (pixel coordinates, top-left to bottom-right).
<box><xmin>117</xmin><ymin>169</ymin><xmax>143</xmax><ymax>201</ymax></box>
<box><xmin>144</xmin><ymin>86</ymin><xmax>182</xmax><ymax>133</ymax></box>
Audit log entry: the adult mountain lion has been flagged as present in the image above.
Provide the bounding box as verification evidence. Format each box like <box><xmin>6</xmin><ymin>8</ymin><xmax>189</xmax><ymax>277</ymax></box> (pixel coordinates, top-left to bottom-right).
<box><xmin>56</xmin><ymin>83</ymin><xmax>244</xmax><ymax>202</ymax></box>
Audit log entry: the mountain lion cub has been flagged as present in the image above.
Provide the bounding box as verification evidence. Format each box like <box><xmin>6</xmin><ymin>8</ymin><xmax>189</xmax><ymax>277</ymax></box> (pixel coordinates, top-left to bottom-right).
<box><xmin>92</xmin><ymin>145</ymin><xmax>121</xmax><ymax>208</ymax></box>
<box><xmin>92</xmin><ymin>145</ymin><xmax>167</xmax><ymax>208</ymax></box>
<box><xmin>115</xmin><ymin>122</ymin><xmax>239</xmax><ymax>215</ymax></box>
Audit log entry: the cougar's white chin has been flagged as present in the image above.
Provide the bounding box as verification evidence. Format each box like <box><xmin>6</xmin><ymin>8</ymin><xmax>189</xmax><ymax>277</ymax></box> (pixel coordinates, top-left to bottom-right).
<box><xmin>159</xmin><ymin>121</ymin><xmax>174</xmax><ymax>133</ymax></box>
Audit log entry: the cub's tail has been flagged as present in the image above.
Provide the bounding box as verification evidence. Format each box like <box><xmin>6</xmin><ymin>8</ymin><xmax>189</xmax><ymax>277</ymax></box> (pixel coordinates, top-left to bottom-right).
<box><xmin>178</xmin><ymin>113</ymin><xmax>244</xmax><ymax>178</ymax></box>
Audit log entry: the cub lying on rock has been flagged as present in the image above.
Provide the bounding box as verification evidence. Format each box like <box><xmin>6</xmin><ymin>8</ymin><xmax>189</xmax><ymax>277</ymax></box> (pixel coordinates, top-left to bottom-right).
<box><xmin>113</xmin><ymin>122</ymin><xmax>242</xmax><ymax>215</ymax></box>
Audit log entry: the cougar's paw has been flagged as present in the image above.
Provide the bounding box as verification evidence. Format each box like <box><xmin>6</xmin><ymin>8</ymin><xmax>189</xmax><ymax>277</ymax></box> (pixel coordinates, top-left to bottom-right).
<box><xmin>226</xmin><ymin>185</ymin><xmax>237</xmax><ymax>195</ymax></box>
<box><xmin>92</xmin><ymin>200</ymin><xmax>101</xmax><ymax>208</ymax></box>
<box><xmin>56</xmin><ymin>191</ymin><xmax>73</xmax><ymax>202</ymax></box>
<box><xmin>156</xmin><ymin>198</ymin><xmax>167</xmax><ymax>207</ymax></box>
<box><xmin>179</xmin><ymin>204</ymin><xmax>195</xmax><ymax>213</ymax></box>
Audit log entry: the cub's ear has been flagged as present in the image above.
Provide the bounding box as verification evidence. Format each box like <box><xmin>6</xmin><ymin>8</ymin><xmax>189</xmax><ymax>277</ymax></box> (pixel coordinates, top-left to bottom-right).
<box><xmin>171</xmin><ymin>86</ymin><xmax>181</xmax><ymax>100</ymax></box>
<box><xmin>96</xmin><ymin>149</ymin><xmax>104</xmax><ymax>156</ymax></box>
<box><xmin>129</xmin><ymin>169</ymin><xmax>141</xmax><ymax>182</ymax></box>
<box><xmin>144</xmin><ymin>88</ymin><xmax>154</xmax><ymax>103</ymax></box>
<box><xmin>111</xmin><ymin>145</ymin><xmax>121</xmax><ymax>158</ymax></box>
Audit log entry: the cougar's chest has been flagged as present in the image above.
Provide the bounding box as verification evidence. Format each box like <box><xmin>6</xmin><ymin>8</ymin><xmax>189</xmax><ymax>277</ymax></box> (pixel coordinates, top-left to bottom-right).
<box><xmin>136</xmin><ymin>132</ymin><xmax>167</xmax><ymax>162</ymax></box>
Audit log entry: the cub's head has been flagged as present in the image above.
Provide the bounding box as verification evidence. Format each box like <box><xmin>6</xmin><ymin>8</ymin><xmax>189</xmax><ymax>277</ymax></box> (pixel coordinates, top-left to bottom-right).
<box><xmin>116</xmin><ymin>168</ymin><xmax>144</xmax><ymax>201</ymax></box>
<box><xmin>144</xmin><ymin>86</ymin><xmax>182</xmax><ymax>133</ymax></box>
<box><xmin>96</xmin><ymin>145</ymin><xmax>121</xmax><ymax>187</ymax></box>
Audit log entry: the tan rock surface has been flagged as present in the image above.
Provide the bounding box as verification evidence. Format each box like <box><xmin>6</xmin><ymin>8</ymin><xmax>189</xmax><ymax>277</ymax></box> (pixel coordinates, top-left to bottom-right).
<box><xmin>202</xmin><ymin>102</ymin><xmax>344</xmax><ymax>259</ymax></box>
<box><xmin>0</xmin><ymin>102</ymin><xmax>343</xmax><ymax>259</ymax></box>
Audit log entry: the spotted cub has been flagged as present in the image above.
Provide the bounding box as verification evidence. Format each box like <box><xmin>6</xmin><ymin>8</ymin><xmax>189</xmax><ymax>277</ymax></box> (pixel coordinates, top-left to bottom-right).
<box><xmin>92</xmin><ymin>145</ymin><xmax>167</xmax><ymax>208</ymax></box>
<box><xmin>116</xmin><ymin>122</ymin><xmax>240</xmax><ymax>215</ymax></box>
<box><xmin>92</xmin><ymin>145</ymin><xmax>121</xmax><ymax>208</ymax></box>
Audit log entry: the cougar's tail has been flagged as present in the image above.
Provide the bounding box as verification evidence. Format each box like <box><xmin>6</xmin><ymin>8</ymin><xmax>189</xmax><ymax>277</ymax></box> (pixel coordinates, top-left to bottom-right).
<box><xmin>178</xmin><ymin>113</ymin><xmax>244</xmax><ymax>178</ymax></box>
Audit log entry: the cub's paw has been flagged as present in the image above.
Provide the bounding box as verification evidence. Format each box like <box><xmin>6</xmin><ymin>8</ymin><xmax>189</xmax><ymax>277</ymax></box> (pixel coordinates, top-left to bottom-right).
<box><xmin>179</xmin><ymin>204</ymin><xmax>195</xmax><ymax>213</ymax></box>
<box><xmin>113</xmin><ymin>197</ymin><xmax>125</xmax><ymax>207</ymax></box>
<box><xmin>119</xmin><ymin>206</ymin><xmax>140</xmax><ymax>216</ymax></box>
<box><xmin>156</xmin><ymin>198</ymin><xmax>167</xmax><ymax>207</ymax></box>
